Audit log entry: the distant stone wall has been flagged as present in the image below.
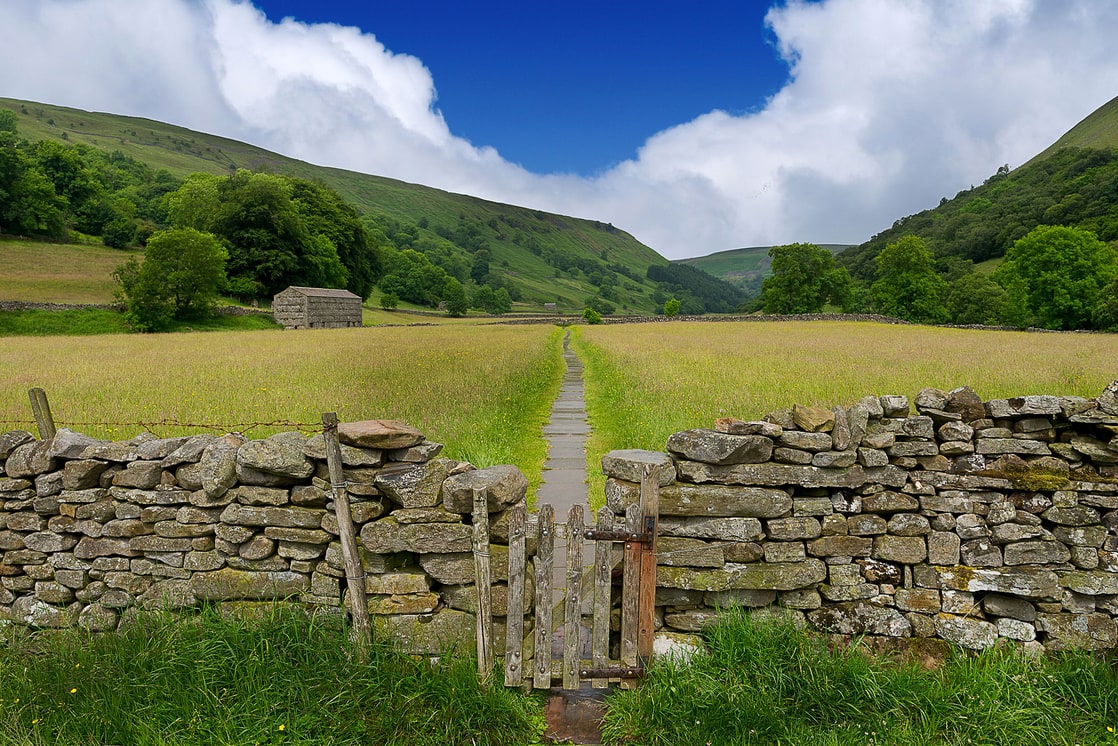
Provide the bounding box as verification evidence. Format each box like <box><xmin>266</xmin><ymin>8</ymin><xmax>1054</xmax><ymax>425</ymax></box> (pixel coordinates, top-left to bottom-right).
<box><xmin>604</xmin><ymin>381</ymin><xmax>1118</xmax><ymax>653</ymax></box>
<box><xmin>0</xmin><ymin>421</ymin><xmax>525</xmax><ymax>654</ymax></box>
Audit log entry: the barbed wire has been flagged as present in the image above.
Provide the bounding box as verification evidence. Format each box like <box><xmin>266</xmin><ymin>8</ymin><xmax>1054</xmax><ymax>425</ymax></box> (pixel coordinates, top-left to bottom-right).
<box><xmin>0</xmin><ymin>418</ymin><xmax>323</xmax><ymax>436</ymax></box>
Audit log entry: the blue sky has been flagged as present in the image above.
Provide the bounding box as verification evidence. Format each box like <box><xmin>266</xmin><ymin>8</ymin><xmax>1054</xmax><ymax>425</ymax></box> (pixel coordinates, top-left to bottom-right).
<box><xmin>2</xmin><ymin>1</ymin><xmax>1118</xmax><ymax>258</ymax></box>
<box><xmin>252</xmin><ymin>0</ymin><xmax>791</xmax><ymax>175</ymax></box>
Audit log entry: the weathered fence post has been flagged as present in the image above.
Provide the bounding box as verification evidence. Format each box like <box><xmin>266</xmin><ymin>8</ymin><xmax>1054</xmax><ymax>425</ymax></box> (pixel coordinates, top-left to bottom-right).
<box><xmin>472</xmin><ymin>488</ymin><xmax>494</xmax><ymax>684</ymax></box>
<box><xmin>321</xmin><ymin>412</ymin><xmax>372</xmax><ymax>657</ymax></box>
<box><xmin>533</xmin><ymin>504</ymin><xmax>555</xmax><ymax>689</ymax></box>
<box><xmin>638</xmin><ymin>464</ymin><xmax>661</xmax><ymax>659</ymax></box>
<box><xmin>619</xmin><ymin>503</ymin><xmax>641</xmax><ymax>689</ymax></box>
<box><xmin>591</xmin><ymin>507</ymin><xmax>613</xmax><ymax>689</ymax></box>
<box><xmin>504</xmin><ymin>503</ymin><xmax>526</xmax><ymax>687</ymax></box>
<box><xmin>563</xmin><ymin>504</ymin><xmax>584</xmax><ymax>690</ymax></box>
<box><xmin>28</xmin><ymin>388</ymin><xmax>56</xmax><ymax>440</ymax></box>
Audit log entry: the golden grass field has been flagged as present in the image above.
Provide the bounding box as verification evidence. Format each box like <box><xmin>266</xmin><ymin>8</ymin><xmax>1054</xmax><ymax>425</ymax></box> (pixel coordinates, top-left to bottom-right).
<box><xmin>3</xmin><ymin>318</ymin><xmax>1116</xmax><ymax>504</ymax></box>
<box><xmin>0</xmin><ymin>324</ymin><xmax>564</xmax><ymax>492</ymax></box>
<box><xmin>573</xmin><ymin>320</ymin><xmax>1118</xmax><ymax>499</ymax></box>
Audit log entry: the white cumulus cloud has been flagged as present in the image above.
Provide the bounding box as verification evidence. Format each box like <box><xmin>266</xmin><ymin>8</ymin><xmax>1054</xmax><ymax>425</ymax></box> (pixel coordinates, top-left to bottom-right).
<box><xmin>1</xmin><ymin>0</ymin><xmax>1116</xmax><ymax>259</ymax></box>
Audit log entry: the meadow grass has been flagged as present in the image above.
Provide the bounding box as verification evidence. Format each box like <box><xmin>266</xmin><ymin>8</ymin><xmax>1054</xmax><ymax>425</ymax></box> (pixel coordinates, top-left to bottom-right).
<box><xmin>0</xmin><ymin>324</ymin><xmax>564</xmax><ymax>493</ymax></box>
<box><xmin>0</xmin><ymin>239</ymin><xmax>135</xmax><ymax>304</ymax></box>
<box><xmin>0</xmin><ymin>604</ymin><xmax>545</xmax><ymax>746</ymax></box>
<box><xmin>601</xmin><ymin>610</ymin><xmax>1118</xmax><ymax>745</ymax></box>
<box><xmin>572</xmin><ymin>320</ymin><xmax>1118</xmax><ymax>503</ymax></box>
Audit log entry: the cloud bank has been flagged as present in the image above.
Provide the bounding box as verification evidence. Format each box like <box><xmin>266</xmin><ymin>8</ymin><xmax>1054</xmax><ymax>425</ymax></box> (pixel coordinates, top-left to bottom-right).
<box><xmin>2</xmin><ymin>0</ymin><xmax>1117</xmax><ymax>259</ymax></box>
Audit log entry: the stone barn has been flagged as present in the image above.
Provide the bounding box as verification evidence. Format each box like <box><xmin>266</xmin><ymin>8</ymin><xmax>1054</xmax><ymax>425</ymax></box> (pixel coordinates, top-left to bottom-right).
<box><xmin>273</xmin><ymin>286</ymin><xmax>363</xmax><ymax>329</ymax></box>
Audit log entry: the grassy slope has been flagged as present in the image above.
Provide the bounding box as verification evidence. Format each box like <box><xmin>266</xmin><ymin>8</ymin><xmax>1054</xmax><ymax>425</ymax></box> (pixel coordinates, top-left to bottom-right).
<box><xmin>1028</xmin><ymin>93</ymin><xmax>1118</xmax><ymax>164</ymax></box>
<box><xmin>679</xmin><ymin>243</ymin><xmax>852</xmax><ymax>289</ymax></box>
<box><xmin>0</xmin><ymin>98</ymin><xmax>668</xmax><ymax>313</ymax></box>
<box><xmin>0</xmin><ymin>238</ymin><xmax>138</xmax><ymax>304</ymax></box>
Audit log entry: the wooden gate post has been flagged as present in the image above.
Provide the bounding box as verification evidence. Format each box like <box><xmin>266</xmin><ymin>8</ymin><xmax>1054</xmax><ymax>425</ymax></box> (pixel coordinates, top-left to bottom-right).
<box><xmin>28</xmin><ymin>388</ymin><xmax>56</xmax><ymax>440</ymax></box>
<box><xmin>533</xmin><ymin>504</ymin><xmax>555</xmax><ymax>689</ymax></box>
<box><xmin>563</xmin><ymin>504</ymin><xmax>585</xmax><ymax>690</ymax></box>
<box><xmin>637</xmin><ymin>464</ymin><xmax>661</xmax><ymax>659</ymax></box>
<box><xmin>503</xmin><ymin>503</ymin><xmax>527</xmax><ymax>686</ymax></box>
<box><xmin>321</xmin><ymin>412</ymin><xmax>372</xmax><ymax>657</ymax></box>
<box><xmin>472</xmin><ymin>488</ymin><xmax>494</xmax><ymax>684</ymax></box>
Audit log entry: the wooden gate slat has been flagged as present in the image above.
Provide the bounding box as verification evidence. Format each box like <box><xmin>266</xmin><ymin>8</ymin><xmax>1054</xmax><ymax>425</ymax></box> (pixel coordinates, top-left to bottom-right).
<box><xmin>637</xmin><ymin>464</ymin><xmax>661</xmax><ymax>659</ymax></box>
<box><xmin>504</xmin><ymin>503</ymin><xmax>526</xmax><ymax>687</ymax></box>
<box><xmin>563</xmin><ymin>504</ymin><xmax>585</xmax><ymax>690</ymax></box>
<box><xmin>533</xmin><ymin>504</ymin><xmax>555</xmax><ymax>690</ymax></box>
<box><xmin>619</xmin><ymin>503</ymin><xmax>642</xmax><ymax>690</ymax></box>
<box><xmin>591</xmin><ymin>507</ymin><xmax>613</xmax><ymax>689</ymax></box>
<box><xmin>472</xmin><ymin>489</ymin><xmax>493</xmax><ymax>683</ymax></box>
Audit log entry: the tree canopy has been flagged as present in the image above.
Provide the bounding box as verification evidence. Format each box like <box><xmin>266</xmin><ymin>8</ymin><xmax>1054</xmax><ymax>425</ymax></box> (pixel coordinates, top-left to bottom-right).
<box><xmin>114</xmin><ymin>228</ymin><xmax>227</xmax><ymax>332</ymax></box>
<box><xmin>994</xmin><ymin>224</ymin><xmax>1118</xmax><ymax>330</ymax></box>
<box><xmin>761</xmin><ymin>243</ymin><xmax>852</xmax><ymax>314</ymax></box>
<box><xmin>870</xmin><ymin>235</ymin><xmax>949</xmax><ymax>324</ymax></box>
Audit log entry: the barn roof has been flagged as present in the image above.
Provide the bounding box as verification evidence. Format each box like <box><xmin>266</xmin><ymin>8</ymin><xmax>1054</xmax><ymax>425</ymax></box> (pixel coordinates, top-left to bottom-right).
<box><xmin>278</xmin><ymin>286</ymin><xmax>361</xmax><ymax>299</ymax></box>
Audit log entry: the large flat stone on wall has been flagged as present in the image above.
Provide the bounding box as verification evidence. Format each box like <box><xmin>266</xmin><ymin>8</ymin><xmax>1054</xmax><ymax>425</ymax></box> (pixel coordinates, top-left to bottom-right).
<box><xmin>377</xmin><ymin>459</ymin><xmax>453</xmax><ymax>509</ymax></box>
<box><xmin>657</xmin><ymin>483</ymin><xmax>791</xmax><ymax>518</ymax></box>
<box><xmin>360</xmin><ymin>517</ymin><xmax>472</xmax><ymax>554</ymax></box>
<box><xmin>442</xmin><ymin>465</ymin><xmax>527</xmax><ymax>513</ymax></box>
<box><xmin>219</xmin><ymin>504</ymin><xmax>322</xmax><ymax>529</ymax></box>
<box><xmin>676</xmin><ymin>461</ymin><xmax>890</xmax><ymax>489</ymax></box>
<box><xmin>190</xmin><ymin>568</ymin><xmax>308</xmax><ymax>600</ymax></box>
<box><xmin>937</xmin><ymin>565</ymin><xmax>1060</xmax><ymax>598</ymax></box>
<box><xmin>666</xmin><ymin>429</ymin><xmax>773</xmax><ymax>465</ymax></box>
<box><xmin>659</xmin><ymin>516</ymin><xmax>764</xmax><ymax>541</ymax></box>
<box><xmin>657</xmin><ymin>559</ymin><xmax>826</xmax><ymax>591</ymax></box>
<box><xmin>236</xmin><ymin>432</ymin><xmax>314</xmax><ymax>478</ymax></box>
<box><xmin>337</xmin><ymin>420</ymin><xmax>424</xmax><ymax>450</ymax></box>
<box><xmin>935</xmin><ymin>613</ymin><xmax>998</xmax><ymax>649</ymax></box>
<box><xmin>601</xmin><ymin>450</ymin><xmax>677</xmax><ymax>485</ymax></box>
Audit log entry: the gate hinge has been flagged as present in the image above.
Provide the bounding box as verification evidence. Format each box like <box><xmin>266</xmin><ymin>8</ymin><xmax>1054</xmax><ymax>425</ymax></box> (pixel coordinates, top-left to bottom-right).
<box><xmin>583</xmin><ymin>529</ymin><xmax>652</xmax><ymax>544</ymax></box>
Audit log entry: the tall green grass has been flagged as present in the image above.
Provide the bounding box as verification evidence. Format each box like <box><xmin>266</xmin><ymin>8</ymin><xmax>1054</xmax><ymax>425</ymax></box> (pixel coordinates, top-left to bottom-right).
<box><xmin>0</xmin><ymin>604</ymin><xmax>545</xmax><ymax>745</ymax></box>
<box><xmin>602</xmin><ymin>610</ymin><xmax>1118</xmax><ymax>745</ymax></box>
<box><xmin>573</xmin><ymin>321</ymin><xmax>1118</xmax><ymax>504</ymax></box>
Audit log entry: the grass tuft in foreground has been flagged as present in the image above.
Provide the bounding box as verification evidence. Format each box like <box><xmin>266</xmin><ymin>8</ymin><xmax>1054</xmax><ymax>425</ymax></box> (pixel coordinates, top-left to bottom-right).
<box><xmin>601</xmin><ymin>610</ymin><xmax>1118</xmax><ymax>745</ymax></box>
<box><xmin>0</xmin><ymin>604</ymin><xmax>545</xmax><ymax>746</ymax></box>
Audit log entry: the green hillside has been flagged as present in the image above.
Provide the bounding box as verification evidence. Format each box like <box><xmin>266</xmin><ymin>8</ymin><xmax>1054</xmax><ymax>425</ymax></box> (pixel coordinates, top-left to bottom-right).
<box><xmin>1028</xmin><ymin>94</ymin><xmax>1118</xmax><ymax>163</ymax></box>
<box><xmin>0</xmin><ymin>98</ymin><xmax>670</xmax><ymax>313</ymax></box>
<box><xmin>837</xmin><ymin>93</ymin><xmax>1118</xmax><ymax>283</ymax></box>
<box><xmin>679</xmin><ymin>244</ymin><xmax>852</xmax><ymax>297</ymax></box>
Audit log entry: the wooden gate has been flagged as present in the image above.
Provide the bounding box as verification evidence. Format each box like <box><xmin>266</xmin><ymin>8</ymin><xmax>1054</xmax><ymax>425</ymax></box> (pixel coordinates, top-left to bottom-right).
<box><xmin>473</xmin><ymin>465</ymin><xmax>660</xmax><ymax>690</ymax></box>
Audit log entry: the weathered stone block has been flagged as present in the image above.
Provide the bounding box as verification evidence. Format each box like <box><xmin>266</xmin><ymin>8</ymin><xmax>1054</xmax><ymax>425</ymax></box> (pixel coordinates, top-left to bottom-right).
<box><xmin>792</xmin><ymin>404</ymin><xmax>835</xmax><ymax>433</ymax></box>
<box><xmin>1003</xmin><ymin>540</ymin><xmax>1071</xmax><ymax>566</ymax></box>
<box><xmin>198</xmin><ymin>436</ymin><xmax>243</xmax><ymax>499</ymax></box>
<box><xmin>656</xmin><ymin>559</ymin><xmax>827</xmax><ymax>591</ymax></box>
<box><xmin>666</xmin><ymin>429</ymin><xmax>773</xmax><ymax>465</ymax></box>
<box><xmin>190</xmin><ymin>568</ymin><xmax>308</xmax><ymax>601</ymax></box>
<box><xmin>887</xmin><ymin>514</ymin><xmax>931</xmax><ymax>536</ymax></box>
<box><xmin>847</xmin><ymin>514</ymin><xmax>887</xmax><ymax>535</ymax></box>
<box><xmin>938</xmin><ymin>565</ymin><xmax>1059</xmax><ymax>598</ymax></box>
<box><xmin>338</xmin><ymin>420</ymin><xmax>424</xmax><ymax>450</ymax></box>
<box><xmin>219</xmin><ymin>504</ymin><xmax>322</xmax><ymax>529</ymax></box>
<box><xmin>1043</xmin><ymin>505</ymin><xmax>1101</xmax><ymax>526</ymax></box>
<box><xmin>812</xmin><ymin>451</ymin><xmax>857</xmax><ymax>468</ymax></box>
<box><xmin>715</xmin><ymin>418</ymin><xmax>783</xmax><ymax>438</ymax></box>
<box><xmin>442</xmin><ymin>464</ymin><xmax>527</xmax><ymax>513</ymax></box>
<box><xmin>600</xmin><ymin>450</ymin><xmax>677</xmax><ymax>485</ymax></box>
<box><xmin>658</xmin><ymin>483</ymin><xmax>791</xmax><ymax>518</ymax></box>
<box><xmin>1036</xmin><ymin>612</ymin><xmax>1118</xmax><ymax>650</ymax></box>
<box><xmin>807</xmin><ymin>600</ymin><xmax>911</xmax><ymax>637</ymax></box>
<box><xmin>372</xmin><ymin>609</ymin><xmax>474</xmax><ymax>655</ymax></box>
<box><xmin>767</xmin><ymin>517</ymin><xmax>821</xmax><ymax>541</ymax></box>
<box><xmin>975</xmin><ymin>439</ymin><xmax>1051</xmax><ymax>456</ymax></box>
<box><xmin>676</xmin><ymin>461</ymin><xmax>873</xmax><ymax>489</ymax></box>
<box><xmin>656</xmin><ymin>537</ymin><xmax>725</xmax><ymax>567</ymax></box>
<box><xmin>659</xmin><ymin>516</ymin><xmax>763</xmax><ymax>542</ymax></box>
<box><xmin>935</xmin><ymin>613</ymin><xmax>997</xmax><ymax>649</ymax></box>
<box><xmin>774</xmin><ymin>447</ymin><xmax>813</xmax><ymax>465</ymax></box>
<box><xmin>361</xmin><ymin>518</ymin><xmax>472</xmax><ymax>554</ymax></box>
<box><xmin>806</xmin><ymin>536</ymin><xmax>872</xmax><ymax>557</ymax></box>
<box><xmin>927</xmin><ymin>532</ymin><xmax>961</xmax><ymax>565</ymax></box>
<box><xmin>1059</xmin><ymin>570</ymin><xmax>1118</xmax><ymax>596</ymax></box>
<box><xmin>872</xmin><ymin>536</ymin><xmax>926</xmax><ymax>564</ymax></box>
<box><xmin>303</xmin><ymin>434</ymin><xmax>385</xmax><ymax>466</ymax></box>
<box><xmin>861</xmin><ymin>492</ymin><xmax>919</xmax><ymax>514</ymax></box>
<box><xmin>779</xmin><ymin>431</ymin><xmax>833</xmax><ymax>452</ymax></box>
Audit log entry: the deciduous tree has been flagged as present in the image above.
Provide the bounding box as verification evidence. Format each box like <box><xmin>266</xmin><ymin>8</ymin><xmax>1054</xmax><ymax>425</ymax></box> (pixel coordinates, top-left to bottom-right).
<box><xmin>870</xmin><ymin>235</ymin><xmax>948</xmax><ymax>323</ymax></box>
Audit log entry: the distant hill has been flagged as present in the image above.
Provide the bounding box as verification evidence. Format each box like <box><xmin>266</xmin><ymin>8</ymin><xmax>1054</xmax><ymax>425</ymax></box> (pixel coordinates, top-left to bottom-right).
<box><xmin>837</xmin><ymin>94</ymin><xmax>1118</xmax><ymax>282</ymax></box>
<box><xmin>0</xmin><ymin>98</ymin><xmax>672</xmax><ymax>313</ymax></box>
<box><xmin>678</xmin><ymin>244</ymin><xmax>852</xmax><ymax>297</ymax></box>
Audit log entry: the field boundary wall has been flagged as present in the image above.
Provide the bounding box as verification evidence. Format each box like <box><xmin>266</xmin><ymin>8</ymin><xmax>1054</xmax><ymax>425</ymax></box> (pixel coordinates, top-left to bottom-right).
<box><xmin>2</xmin><ymin>381</ymin><xmax>1118</xmax><ymax>658</ymax></box>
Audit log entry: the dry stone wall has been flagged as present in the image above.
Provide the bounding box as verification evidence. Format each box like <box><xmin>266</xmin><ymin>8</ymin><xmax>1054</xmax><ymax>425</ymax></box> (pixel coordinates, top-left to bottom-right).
<box><xmin>4</xmin><ymin>380</ymin><xmax>1118</xmax><ymax>658</ymax></box>
<box><xmin>604</xmin><ymin>381</ymin><xmax>1118</xmax><ymax>653</ymax></box>
<box><xmin>0</xmin><ymin>420</ymin><xmax>527</xmax><ymax>655</ymax></box>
